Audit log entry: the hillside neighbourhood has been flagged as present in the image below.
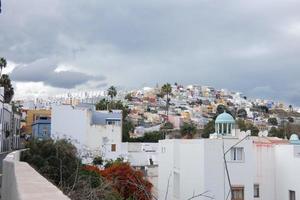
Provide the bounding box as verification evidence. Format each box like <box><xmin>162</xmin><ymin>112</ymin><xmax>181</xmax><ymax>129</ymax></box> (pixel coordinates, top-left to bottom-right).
<box><xmin>0</xmin><ymin>64</ymin><xmax>300</xmax><ymax>200</ymax></box>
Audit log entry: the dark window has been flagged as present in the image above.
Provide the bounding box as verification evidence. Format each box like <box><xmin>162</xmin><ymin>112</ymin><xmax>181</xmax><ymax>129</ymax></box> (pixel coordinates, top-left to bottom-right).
<box><xmin>290</xmin><ymin>190</ymin><xmax>296</xmax><ymax>200</ymax></box>
<box><xmin>254</xmin><ymin>184</ymin><xmax>260</xmax><ymax>198</ymax></box>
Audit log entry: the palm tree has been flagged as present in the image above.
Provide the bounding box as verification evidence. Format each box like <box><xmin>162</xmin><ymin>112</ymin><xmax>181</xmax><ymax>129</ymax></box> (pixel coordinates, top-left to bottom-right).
<box><xmin>0</xmin><ymin>74</ymin><xmax>14</xmax><ymax>103</ymax></box>
<box><xmin>0</xmin><ymin>57</ymin><xmax>7</xmax><ymax>78</ymax></box>
<box><xmin>107</xmin><ymin>86</ymin><xmax>117</xmax><ymax>100</ymax></box>
<box><xmin>161</xmin><ymin>83</ymin><xmax>172</xmax><ymax>117</ymax></box>
<box><xmin>107</xmin><ymin>86</ymin><xmax>117</xmax><ymax>110</ymax></box>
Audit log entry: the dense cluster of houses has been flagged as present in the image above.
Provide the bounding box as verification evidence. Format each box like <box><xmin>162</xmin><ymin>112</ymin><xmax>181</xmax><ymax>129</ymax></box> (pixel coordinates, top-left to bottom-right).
<box><xmin>9</xmin><ymin>84</ymin><xmax>300</xmax><ymax>200</ymax></box>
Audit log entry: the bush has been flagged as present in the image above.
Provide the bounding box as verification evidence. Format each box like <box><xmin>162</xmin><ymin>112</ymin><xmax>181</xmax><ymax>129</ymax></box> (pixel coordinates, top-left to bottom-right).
<box><xmin>268</xmin><ymin>118</ymin><xmax>278</xmax><ymax>126</ymax></box>
<box><xmin>180</xmin><ymin>122</ymin><xmax>197</xmax><ymax>137</ymax></box>
<box><xmin>92</xmin><ymin>156</ymin><xmax>103</xmax><ymax>166</ymax></box>
<box><xmin>21</xmin><ymin>139</ymin><xmax>122</xmax><ymax>199</ymax></box>
<box><xmin>161</xmin><ymin>122</ymin><xmax>174</xmax><ymax>130</ymax></box>
<box><xmin>127</xmin><ymin>131</ymin><xmax>165</xmax><ymax>143</ymax></box>
<box><xmin>202</xmin><ymin>120</ymin><xmax>215</xmax><ymax>138</ymax></box>
<box><xmin>21</xmin><ymin>139</ymin><xmax>80</xmax><ymax>188</ymax></box>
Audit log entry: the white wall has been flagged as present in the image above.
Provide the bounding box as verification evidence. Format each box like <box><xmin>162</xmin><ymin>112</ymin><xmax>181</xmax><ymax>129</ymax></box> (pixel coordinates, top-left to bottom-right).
<box><xmin>158</xmin><ymin>140</ymin><xmax>175</xmax><ymax>200</ymax></box>
<box><xmin>253</xmin><ymin>142</ymin><xmax>276</xmax><ymax>200</ymax></box>
<box><xmin>51</xmin><ymin>105</ymin><xmax>122</xmax><ymax>161</ymax></box>
<box><xmin>121</xmin><ymin>143</ymin><xmax>158</xmax><ymax>166</ymax></box>
<box><xmin>52</xmin><ymin>105</ymin><xmax>87</xmax><ymax>147</ymax></box>
<box><xmin>158</xmin><ymin>137</ymin><xmax>255</xmax><ymax>200</ymax></box>
<box><xmin>275</xmin><ymin>144</ymin><xmax>300</xmax><ymax>200</ymax></box>
<box><xmin>87</xmin><ymin>124</ymin><xmax>122</xmax><ymax>160</ymax></box>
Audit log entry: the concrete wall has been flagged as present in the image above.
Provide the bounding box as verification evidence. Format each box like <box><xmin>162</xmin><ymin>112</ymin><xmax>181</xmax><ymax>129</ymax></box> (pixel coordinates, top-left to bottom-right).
<box><xmin>275</xmin><ymin>144</ymin><xmax>300</xmax><ymax>200</ymax></box>
<box><xmin>158</xmin><ymin>137</ymin><xmax>255</xmax><ymax>200</ymax></box>
<box><xmin>2</xmin><ymin>150</ymin><xmax>70</xmax><ymax>200</ymax></box>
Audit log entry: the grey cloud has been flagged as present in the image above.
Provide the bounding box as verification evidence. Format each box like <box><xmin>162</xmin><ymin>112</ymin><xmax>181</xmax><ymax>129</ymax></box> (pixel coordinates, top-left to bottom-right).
<box><xmin>10</xmin><ymin>59</ymin><xmax>106</xmax><ymax>89</ymax></box>
<box><xmin>1</xmin><ymin>0</ymin><xmax>300</xmax><ymax>104</ymax></box>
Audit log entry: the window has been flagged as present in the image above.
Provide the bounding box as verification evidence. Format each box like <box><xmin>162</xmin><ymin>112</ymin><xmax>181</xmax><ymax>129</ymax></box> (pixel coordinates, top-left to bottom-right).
<box><xmin>107</xmin><ymin>121</ymin><xmax>115</xmax><ymax>125</ymax></box>
<box><xmin>254</xmin><ymin>184</ymin><xmax>260</xmax><ymax>198</ymax></box>
<box><xmin>231</xmin><ymin>147</ymin><xmax>244</xmax><ymax>161</ymax></box>
<box><xmin>289</xmin><ymin>190</ymin><xmax>296</xmax><ymax>200</ymax></box>
<box><xmin>111</xmin><ymin>144</ymin><xmax>116</xmax><ymax>152</ymax></box>
<box><xmin>232</xmin><ymin>187</ymin><xmax>244</xmax><ymax>200</ymax></box>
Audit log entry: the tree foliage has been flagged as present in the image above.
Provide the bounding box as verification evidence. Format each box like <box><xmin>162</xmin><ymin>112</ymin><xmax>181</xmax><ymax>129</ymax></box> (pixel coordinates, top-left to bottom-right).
<box><xmin>22</xmin><ymin>139</ymin><xmax>80</xmax><ymax>189</ymax></box>
<box><xmin>21</xmin><ymin>139</ymin><xmax>121</xmax><ymax>199</ymax></box>
<box><xmin>126</xmin><ymin>131</ymin><xmax>165</xmax><ymax>143</ymax></box>
<box><xmin>161</xmin><ymin>83</ymin><xmax>172</xmax><ymax>116</ymax></box>
<box><xmin>161</xmin><ymin>122</ymin><xmax>174</xmax><ymax>130</ymax></box>
<box><xmin>0</xmin><ymin>57</ymin><xmax>7</xmax><ymax>76</ymax></box>
<box><xmin>0</xmin><ymin>74</ymin><xmax>14</xmax><ymax>103</ymax></box>
<box><xmin>82</xmin><ymin>162</ymin><xmax>153</xmax><ymax>199</ymax></box>
<box><xmin>237</xmin><ymin>108</ymin><xmax>247</xmax><ymax>119</ymax></box>
<box><xmin>268</xmin><ymin>117</ymin><xmax>278</xmax><ymax>126</ymax></box>
<box><xmin>180</xmin><ymin>122</ymin><xmax>197</xmax><ymax>137</ymax></box>
<box><xmin>125</xmin><ymin>93</ymin><xmax>133</xmax><ymax>101</ymax></box>
<box><xmin>202</xmin><ymin>120</ymin><xmax>215</xmax><ymax>138</ymax></box>
<box><xmin>100</xmin><ymin>163</ymin><xmax>153</xmax><ymax>200</ymax></box>
<box><xmin>237</xmin><ymin>119</ymin><xmax>259</xmax><ymax>136</ymax></box>
<box><xmin>96</xmin><ymin>99</ymin><xmax>129</xmax><ymax>121</ymax></box>
<box><xmin>107</xmin><ymin>86</ymin><xmax>117</xmax><ymax>100</ymax></box>
<box><xmin>92</xmin><ymin>156</ymin><xmax>103</xmax><ymax>166</ymax></box>
<box><xmin>216</xmin><ymin>104</ymin><xmax>227</xmax><ymax>115</ymax></box>
<box><xmin>268</xmin><ymin>126</ymin><xmax>285</xmax><ymax>138</ymax></box>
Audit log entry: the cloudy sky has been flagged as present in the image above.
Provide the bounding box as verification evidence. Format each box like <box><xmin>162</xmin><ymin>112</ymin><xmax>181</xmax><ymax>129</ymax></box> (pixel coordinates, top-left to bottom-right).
<box><xmin>0</xmin><ymin>0</ymin><xmax>300</xmax><ymax>105</ymax></box>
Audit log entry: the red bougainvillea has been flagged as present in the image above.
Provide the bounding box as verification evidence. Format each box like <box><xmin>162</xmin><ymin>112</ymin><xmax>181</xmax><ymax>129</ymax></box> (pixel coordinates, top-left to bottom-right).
<box><xmin>83</xmin><ymin>163</ymin><xmax>153</xmax><ymax>200</ymax></box>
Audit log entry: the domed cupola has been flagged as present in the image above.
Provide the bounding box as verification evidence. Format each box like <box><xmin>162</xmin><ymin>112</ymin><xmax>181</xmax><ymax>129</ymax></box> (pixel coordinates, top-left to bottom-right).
<box><xmin>289</xmin><ymin>134</ymin><xmax>300</xmax><ymax>145</ymax></box>
<box><xmin>215</xmin><ymin>111</ymin><xmax>235</xmax><ymax>136</ymax></box>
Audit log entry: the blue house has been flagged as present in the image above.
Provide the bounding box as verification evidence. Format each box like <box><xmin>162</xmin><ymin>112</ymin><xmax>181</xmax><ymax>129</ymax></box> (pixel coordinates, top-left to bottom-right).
<box><xmin>32</xmin><ymin>116</ymin><xmax>51</xmax><ymax>140</ymax></box>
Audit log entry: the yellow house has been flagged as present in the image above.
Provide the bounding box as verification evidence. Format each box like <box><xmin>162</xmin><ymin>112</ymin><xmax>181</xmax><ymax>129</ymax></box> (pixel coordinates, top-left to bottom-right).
<box><xmin>181</xmin><ymin>111</ymin><xmax>191</xmax><ymax>120</ymax></box>
<box><xmin>25</xmin><ymin>109</ymin><xmax>51</xmax><ymax>134</ymax></box>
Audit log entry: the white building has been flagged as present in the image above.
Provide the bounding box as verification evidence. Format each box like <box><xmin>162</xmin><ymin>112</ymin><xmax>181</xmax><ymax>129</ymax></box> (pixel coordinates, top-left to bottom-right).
<box><xmin>0</xmin><ymin>87</ymin><xmax>21</xmax><ymax>152</ymax></box>
<box><xmin>158</xmin><ymin>112</ymin><xmax>300</xmax><ymax>200</ymax></box>
<box><xmin>51</xmin><ymin>104</ymin><xmax>122</xmax><ymax>161</ymax></box>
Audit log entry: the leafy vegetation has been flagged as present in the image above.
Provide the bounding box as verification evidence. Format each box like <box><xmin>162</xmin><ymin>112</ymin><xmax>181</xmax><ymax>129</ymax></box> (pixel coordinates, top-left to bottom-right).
<box><xmin>202</xmin><ymin>120</ymin><xmax>215</xmax><ymax>138</ymax></box>
<box><xmin>127</xmin><ymin>131</ymin><xmax>165</xmax><ymax>143</ymax></box>
<box><xmin>236</xmin><ymin>119</ymin><xmax>259</xmax><ymax>136</ymax></box>
<box><xmin>107</xmin><ymin>86</ymin><xmax>117</xmax><ymax>101</ymax></box>
<box><xmin>268</xmin><ymin>126</ymin><xmax>285</xmax><ymax>138</ymax></box>
<box><xmin>92</xmin><ymin>156</ymin><xmax>103</xmax><ymax>166</ymax></box>
<box><xmin>180</xmin><ymin>122</ymin><xmax>197</xmax><ymax>138</ymax></box>
<box><xmin>161</xmin><ymin>122</ymin><xmax>174</xmax><ymax>130</ymax></box>
<box><xmin>161</xmin><ymin>83</ymin><xmax>172</xmax><ymax>116</ymax></box>
<box><xmin>83</xmin><ymin>163</ymin><xmax>153</xmax><ymax>200</ymax></box>
<box><xmin>21</xmin><ymin>139</ymin><xmax>153</xmax><ymax>200</ymax></box>
<box><xmin>268</xmin><ymin>117</ymin><xmax>278</xmax><ymax>126</ymax></box>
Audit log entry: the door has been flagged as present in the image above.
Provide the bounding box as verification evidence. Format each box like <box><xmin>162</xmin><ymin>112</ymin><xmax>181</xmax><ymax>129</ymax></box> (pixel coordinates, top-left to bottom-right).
<box><xmin>232</xmin><ymin>187</ymin><xmax>244</xmax><ymax>200</ymax></box>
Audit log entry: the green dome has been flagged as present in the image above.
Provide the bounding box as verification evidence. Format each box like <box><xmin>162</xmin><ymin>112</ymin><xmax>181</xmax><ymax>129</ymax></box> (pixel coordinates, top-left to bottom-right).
<box><xmin>215</xmin><ymin>112</ymin><xmax>235</xmax><ymax>124</ymax></box>
<box><xmin>290</xmin><ymin>134</ymin><xmax>299</xmax><ymax>141</ymax></box>
<box><xmin>290</xmin><ymin>134</ymin><xmax>300</xmax><ymax>145</ymax></box>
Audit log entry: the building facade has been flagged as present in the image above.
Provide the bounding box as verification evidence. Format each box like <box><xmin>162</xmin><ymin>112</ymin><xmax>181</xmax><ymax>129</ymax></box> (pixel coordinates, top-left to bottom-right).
<box><xmin>32</xmin><ymin>116</ymin><xmax>51</xmax><ymax>140</ymax></box>
<box><xmin>51</xmin><ymin>104</ymin><xmax>122</xmax><ymax>162</ymax></box>
<box><xmin>158</xmin><ymin>112</ymin><xmax>300</xmax><ymax>200</ymax></box>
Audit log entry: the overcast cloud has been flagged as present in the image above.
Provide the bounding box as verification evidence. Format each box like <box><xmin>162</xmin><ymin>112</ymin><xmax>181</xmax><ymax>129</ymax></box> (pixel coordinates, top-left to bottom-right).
<box><xmin>0</xmin><ymin>0</ymin><xmax>300</xmax><ymax>104</ymax></box>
